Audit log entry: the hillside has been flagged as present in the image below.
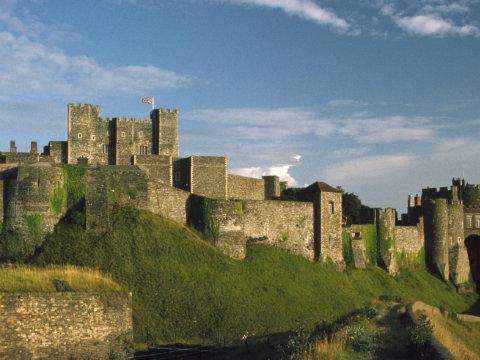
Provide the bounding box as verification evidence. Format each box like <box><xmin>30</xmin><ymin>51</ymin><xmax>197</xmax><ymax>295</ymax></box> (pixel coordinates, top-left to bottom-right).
<box><xmin>32</xmin><ymin>207</ymin><xmax>478</xmax><ymax>347</ymax></box>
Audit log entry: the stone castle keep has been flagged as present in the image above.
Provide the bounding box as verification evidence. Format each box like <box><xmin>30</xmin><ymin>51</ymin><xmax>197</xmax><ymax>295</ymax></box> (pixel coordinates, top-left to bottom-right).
<box><xmin>1</xmin><ymin>103</ymin><xmax>479</xmax><ymax>285</ymax></box>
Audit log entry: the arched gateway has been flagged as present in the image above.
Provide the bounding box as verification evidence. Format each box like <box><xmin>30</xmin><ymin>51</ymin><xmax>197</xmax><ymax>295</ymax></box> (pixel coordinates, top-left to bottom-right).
<box><xmin>465</xmin><ymin>235</ymin><xmax>480</xmax><ymax>287</ymax></box>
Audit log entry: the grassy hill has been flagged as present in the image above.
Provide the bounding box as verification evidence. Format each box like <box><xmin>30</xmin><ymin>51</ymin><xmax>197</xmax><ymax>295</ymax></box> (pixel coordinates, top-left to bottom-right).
<box><xmin>32</xmin><ymin>207</ymin><xmax>478</xmax><ymax>347</ymax></box>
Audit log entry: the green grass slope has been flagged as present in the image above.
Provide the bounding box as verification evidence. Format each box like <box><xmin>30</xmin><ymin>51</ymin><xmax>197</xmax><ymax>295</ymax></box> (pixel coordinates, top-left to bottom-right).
<box><xmin>32</xmin><ymin>207</ymin><xmax>478</xmax><ymax>346</ymax></box>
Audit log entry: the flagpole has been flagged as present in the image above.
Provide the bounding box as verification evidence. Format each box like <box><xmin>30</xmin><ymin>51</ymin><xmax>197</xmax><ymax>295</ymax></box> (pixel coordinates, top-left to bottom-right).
<box><xmin>152</xmin><ymin>97</ymin><xmax>155</xmax><ymax>110</ymax></box>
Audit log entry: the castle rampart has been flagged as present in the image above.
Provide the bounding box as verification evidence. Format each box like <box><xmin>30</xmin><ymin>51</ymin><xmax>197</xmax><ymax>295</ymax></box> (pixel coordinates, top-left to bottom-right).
<box><xmin>227</xmin><ymin>174</ymin><xmax>265</xmax><ymax>200</ymax></box>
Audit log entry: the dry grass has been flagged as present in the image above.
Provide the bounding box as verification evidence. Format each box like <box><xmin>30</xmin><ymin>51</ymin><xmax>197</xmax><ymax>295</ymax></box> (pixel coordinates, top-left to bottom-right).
<box><xmin>0</xmin><ymin>264</ymin><xmax>122</xmax><ymax>292</ymax></box>
<box><xmin>295</xmin><ymin>334</ymin><xmax>348</xmax><ymax>360</ymax></box>
<box><xmin>417</xmin><ymin>310</ymin><xmax>480</xmax><ymax>360</ymax></box>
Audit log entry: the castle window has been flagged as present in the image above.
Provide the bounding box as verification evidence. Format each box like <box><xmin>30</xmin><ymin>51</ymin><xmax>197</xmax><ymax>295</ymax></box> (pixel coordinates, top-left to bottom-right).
<box><xmin>139</xmin><ymin>145</ymin><xmax>148</xmax><ymax>155</ymax></box>
<box><xmin>78</xmin><ymin>133</ymin><xmax>82</xmax><ymax>139</ymax></box>
<box><xmin>466</xmin><ymin>215</ymin><xmax>473</xmax><ymax>229</ymax></box>
<box><xmin>476</xmin><ymin>216</ymin><xmax>480</xmax><ymax>229</ymax></box>
<box><xmin>121</xmin><ymin>131</ymin><xmax>126</xmax><ymax>138</ymax></box>
<box><xmin>138</xmin><ymin>131</ymin><xmax>143</xmax><ymax>138</ymax></box>
<box><xmin>91</xmin><ymin>134</ymin><xmax>96</xmax><ymax>141</ymax></box>
<box><xmin>329</xmin><ymin>201</ymin><xmax>335</xmax><ymax>214</ymax></box>
<box><xmin>102</xmin><ymin>144</ymin><xmax>109</xmax><ymax>154</ymax></box>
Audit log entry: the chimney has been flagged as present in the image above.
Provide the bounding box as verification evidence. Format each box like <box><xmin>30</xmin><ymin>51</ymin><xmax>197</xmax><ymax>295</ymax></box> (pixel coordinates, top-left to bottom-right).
<box><xmin>10</xmin><ymin>140</ymin><xmax>17</xmax><ymax>153</ymax></box>
<box><xmin>408</xmin><ymin>194</ymin><xmax>414</xmax><ymax>208</ymax></box>
<box><xmin>31</xmin><ymin>141</ymin><xmax>38</xmax><ymax>154</ymax></box>
<box><xmin>415</xmin><ymin>194</ymin><xmax>421</xmax><ymax>207</ymax></box>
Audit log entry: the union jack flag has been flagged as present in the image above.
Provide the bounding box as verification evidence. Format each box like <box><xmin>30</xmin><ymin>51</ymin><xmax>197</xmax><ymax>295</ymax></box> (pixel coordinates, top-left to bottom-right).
<box><xmin>142</xmin><ymin>98</ymin><xmax>154</xmax><ymax>105</ymax></box>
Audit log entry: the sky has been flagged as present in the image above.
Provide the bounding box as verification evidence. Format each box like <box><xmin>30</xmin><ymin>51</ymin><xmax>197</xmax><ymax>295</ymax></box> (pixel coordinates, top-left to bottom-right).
<box><xmin>0</xmin><ymin>0</ymin><xmax>479</xmax><ymax>212</ymax></box>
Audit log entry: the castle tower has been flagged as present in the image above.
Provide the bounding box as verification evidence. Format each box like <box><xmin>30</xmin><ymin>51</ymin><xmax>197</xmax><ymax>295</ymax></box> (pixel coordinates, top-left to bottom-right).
<box><xmin>9</xmin><ymin>140</ymin><xmax>16</xmax><ymax>153</ymax></box>
<box><xmin>263</xmin><ymin>175</ymin><xmax>280</xmax><ymax>199</ymax></box>
<box><xmin>67</xmin><ymin>103</ymin><xmax>108</xmax><ymax>164</ymax></box>
<box><xmin>30</xmin><ymin>141</ymin><xmax>37</xmax><ymax>154</ymax></box>
<box><xmin>151</xmin><ymin>108</ymin><xmax>179</xmax><ymax>158</ymax></box>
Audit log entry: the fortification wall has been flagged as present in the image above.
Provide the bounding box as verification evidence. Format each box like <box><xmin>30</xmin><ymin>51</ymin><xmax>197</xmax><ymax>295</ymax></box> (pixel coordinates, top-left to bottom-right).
<box><xmin>431</xmin><ymin>199</ymin><xmax>449</xmax><ymax>280</ymax></box>
<box><xmin>173</xmin><ymin>157</ymin><xmax>191</xmax><ymax>192</ymax></box>
<box><xmin>395</xmin><ymin>224</ymin><xmax>423</xmax><ymax>254</ymax></box>
<box><xmin>0</xmin><ymin>153</ymin><xmax>39</xmax><ymax>164</ymax></box>
<box><xmin>263</xmin><ymin>176</ymin><xmax>280</xmax><ymax>199</ymax></box>
<box><xmin>134</xmin><ymin>155</ymin><xmax>172</xmax><ymax>186</ymax></box>
<box><xmin>0</xmin><ymin>292</ymin><xmax>133</xmax><ymax>359</ymax></box>
<box><xmin>147</xmin><ymin>183</ymin><xmax>191</xmax><ymax>225</ymax></box>
<box><xmin>114</xmin><ymin>118</ymin><xmax>152</xmax><ymax>165</ymax></box>
<box><xmin>375</xmin><ymin>208</ymin><xmax>397</xmax><ymax>274</ymax></box>
<box><xmin>3</xmin><ymin>164</ymin><xmax>65</xmax><ymax>257</ymax></box>
<box><xmin>47</xmin><ymin>141</ymin><xmax>68</xmax><ymax>164</ymax></box>
<box><xmin>227</xmin><ymin>174</ymin><xmax>264</xmax><ymax>200</ymax></box>
<box><xmin>85</xmin><ymin>166</ymin><xmax>149</xmax><ymax>229</ymax></box>
<box><xmin>243</xmin><ymin>200</ymin><xmax>315</xmax><ymax>260</ymax></box>
<box><xmin>319</xmin><ymin>191</ymin><xmax>344</xmax><ymax>266</ymax></box>
<box><xmin>191</xmin><ymin>156</ymin><xmax>227</xmax><ymax>199</ymax></box>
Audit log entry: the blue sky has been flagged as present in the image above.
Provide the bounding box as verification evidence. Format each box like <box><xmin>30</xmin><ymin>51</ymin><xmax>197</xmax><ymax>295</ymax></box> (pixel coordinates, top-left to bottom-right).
<box><xmin>1</xmin><ymin>0</ymin><xmax>479</xmax><ymax>212</ymax></box>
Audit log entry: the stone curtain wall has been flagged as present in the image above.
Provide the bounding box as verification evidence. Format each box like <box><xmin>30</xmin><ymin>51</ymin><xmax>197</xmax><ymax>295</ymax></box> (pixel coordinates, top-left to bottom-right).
<box><xmin>202</xmin><ymin>199</ymin><xmax>314</xmax><ymax>260</ymax></box>
<box><xmin>395</xmin><ymin>225</ymin><xmax>424</xmax><ymax>254</ymax></box>
<box><xmin>148</xmin><ymin>183</ymin><xmax>191</xmax><ymax>225</ymax></box>
<box><xmin>134</xmin><ymin>155</ymin><xmax>173</xmax><ymax>186</ymax></box>
<box><xmin>191</xmin><ymin>156</ymin><xmax>227</xmax><ymax>199</ymax></box>
<box><xmin>243</xmin><ymin>200</ymin><xmax>315</xmax><ymax>260</ymax></box>
<box><xmin>85</xmin><ymin>166</ymin><xmax>149</xmax><ymax>229</ymax></box>
<box><xmin>3</xmin><ymin>164</ymin><xmax>66</xmax><ymax>256</ymax></box>
<box><xmin>47</xmin><ymin>141</ymin><xmax>68</xmax><ymax>164</ymax></box>
<box><xmin>0</xmin><ymin>292</ymin><xmax>133</xmax><ymax>360</ymax></box>
<box><xmin>227</xmin><ymin>174</ymin><xmax>265</xmax><ymax>200</ymax></box>
<box><xmin>0</xmin><ymin>153</ymin><xmax>39</xmax><ymax>164</ymax></box>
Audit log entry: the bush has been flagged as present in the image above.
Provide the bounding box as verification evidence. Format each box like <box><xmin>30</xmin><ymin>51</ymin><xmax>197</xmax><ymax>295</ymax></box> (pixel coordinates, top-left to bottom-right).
<box><xmin>409</xmin><ymin>314</ymin><xmax>433</xmax><ymax>347</ymax></box>
<box><xmin>345</xmin><ymin>324</ymin><xmax>374</xmax><ymax>353</ymax></box>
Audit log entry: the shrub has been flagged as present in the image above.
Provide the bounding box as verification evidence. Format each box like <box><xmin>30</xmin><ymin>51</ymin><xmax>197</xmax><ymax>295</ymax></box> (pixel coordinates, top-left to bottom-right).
<box><xmin>345</xmin><ymin>324</ymin><xmax>374</xmax><ymax>352</ymax></box>
<box><xmin>409</xmin><ymin>314</ymin><xmax>433</xmax><ymax>347</ymax></box>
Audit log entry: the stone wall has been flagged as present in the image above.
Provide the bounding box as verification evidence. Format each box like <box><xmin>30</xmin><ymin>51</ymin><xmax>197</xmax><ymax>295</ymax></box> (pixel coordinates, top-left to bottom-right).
<box><xmin>201</xmin><ymin>199</ymin><xmax>314</xmax><ymax>260</ymax></box>
<box><xmin>2</xmin><ymin>164</ymin><xmax>66</xmax><ymax>257</ymax></box>
<box><xmin>85</xmin><ymin>166</ymin><xmax>149</xmax><ymax>229</ymax></box>
<box><xmin>0</xmin><ymin>292</ymin><xmax>133</xmax><ymax>359</ymax></box>
<box><xmin>263</xmin><ymin>175</ymin><xmax>280</xmax><ymax>199</ymax></box>
<box><xmin>134</xmin><ymin>155</ymin><xmax>172</xmax><ymax>186</ymax></box>
<box><xmin>395</xmin><ymin>224</ymin><xmax>423</xmax><ymax>254</ymax></box>
<box><xmin>243</xmin><ymin>200</ymin><xmax>315</xmax><ymax>260</ymax></box>
<box><xmin>148</xmin><ymin>183</ymin><xmax>191</xmax><ymax>225</ymax></box>
<box><xmin>227</xmin><ymin>174</ymin><xmax>265</xmax><ymax>200</ymax></box>
<box><xmin>46</xmin><ymin>141</ymin><xmax>68</xmax><ymax>164</ymax></box>
<box><xmin>191</xmin><ymin>156</ymin><xmax>227</xmax><ymax>199</ymax></box>
<box><xmin>173</xmin><ymin>157</ymin><xmax>191</xmax><ymax>192</ymax></box>
<box><xmin>0</xmin><ymin>153</ymin><xmax>39</xmax><ymax>164</ymax></box>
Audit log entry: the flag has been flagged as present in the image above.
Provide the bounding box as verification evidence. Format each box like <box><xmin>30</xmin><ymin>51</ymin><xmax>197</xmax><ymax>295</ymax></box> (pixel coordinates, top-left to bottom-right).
<box><xmin>142</xmin><ymin>98</ymin><xmax>154</xmax><ymax>105</ymax></box>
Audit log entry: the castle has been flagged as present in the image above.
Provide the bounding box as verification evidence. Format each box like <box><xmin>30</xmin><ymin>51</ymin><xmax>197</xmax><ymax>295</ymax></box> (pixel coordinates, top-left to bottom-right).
<box><xmin>0</xmin><ymin>103</ymin><xmax>479</xmax><ymax>287</ymax></box>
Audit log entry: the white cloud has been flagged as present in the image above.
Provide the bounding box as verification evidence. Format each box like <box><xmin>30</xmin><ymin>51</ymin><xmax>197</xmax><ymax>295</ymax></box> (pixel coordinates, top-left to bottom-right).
<box><xmin>333</xmin><ymin>147</ymin><xmax>369</xmax><ymax>158</ymax></box>
<box><xmin>381</xmin><ymin>3</ymin><xmax>480</xmax><ymax>37</ymax></box>
<box><xmin>231</xmin><ymin>163</ymin><xmax>298</xmax><ymax>185</ymax></box>
<box><xmin>0</xmin><ymin>3</ymin><xmax>190</xmax><ymax>98</ymax></box>
<box><xmin>292</xmin><ymin>154</ymin><xmax>301</xmax><ymax>161</ymax></box>
<box><xmin>323</xmin><ymin>154</ymin><xmax>414</xmax><ymax>185</ymax></box>
<box><xmin>328</xmin><ymin>99</ymin><xmax>369</xmax><ymax>107</ymax></box>
<box><xmin>226</xmin><ymin>0</ymin><xmax>350</xmax><ymax>31</ymax></box>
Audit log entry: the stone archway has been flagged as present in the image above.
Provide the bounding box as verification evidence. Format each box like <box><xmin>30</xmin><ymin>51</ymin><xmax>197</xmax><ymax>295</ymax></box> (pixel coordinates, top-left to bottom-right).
<box><xmin>465</xmin><ymin>235</ymin><xmax>480</xmax><ymax>288</ymax></box>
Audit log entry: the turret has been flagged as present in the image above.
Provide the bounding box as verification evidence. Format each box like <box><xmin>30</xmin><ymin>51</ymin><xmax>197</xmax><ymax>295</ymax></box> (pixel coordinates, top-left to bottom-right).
<box><xmin>151</xmin><ymin>108</ymin><xmax>179</xmax><ymax>158</ymax></box>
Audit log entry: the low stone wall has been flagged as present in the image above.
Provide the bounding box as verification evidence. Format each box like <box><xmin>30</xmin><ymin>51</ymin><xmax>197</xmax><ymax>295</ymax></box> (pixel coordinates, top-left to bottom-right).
<box><xmin>395</xmin><ymin>225</ymin><xmax>424</xmax><ymax>254</ymax></box>
<box><xmin>227</xmin><ymin>174</ymin><xmax>264</xmax><ymax>200</ymax></box>
<box><xmin>0</xmin><ymin>292</ymin><xmax>133</xmax><ymax>360</ymax></box>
